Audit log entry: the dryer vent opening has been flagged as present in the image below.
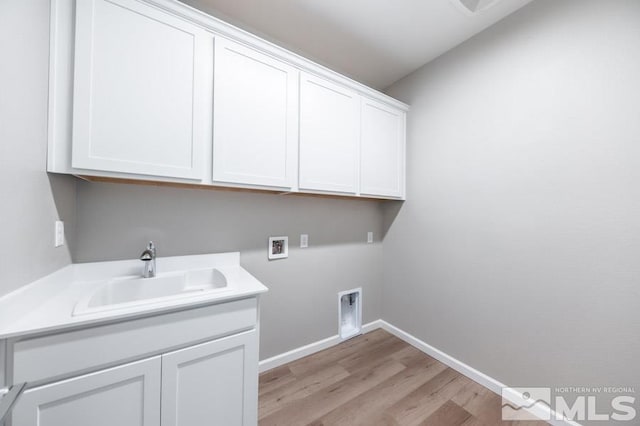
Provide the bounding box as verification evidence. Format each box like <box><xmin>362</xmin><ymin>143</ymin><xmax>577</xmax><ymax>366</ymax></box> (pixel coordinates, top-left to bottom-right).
<box><xmin>338</xmin><ymin>288</ymin><xmax>362</xmax><ymax>340</ymax></box>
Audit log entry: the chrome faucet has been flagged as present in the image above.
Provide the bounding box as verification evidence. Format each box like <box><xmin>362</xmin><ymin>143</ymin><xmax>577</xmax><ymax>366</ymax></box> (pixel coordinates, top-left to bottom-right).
<box><xmin>139</xmin><ymin>241</ymin><xmax>157</xmax><ymax>278</ymax></box>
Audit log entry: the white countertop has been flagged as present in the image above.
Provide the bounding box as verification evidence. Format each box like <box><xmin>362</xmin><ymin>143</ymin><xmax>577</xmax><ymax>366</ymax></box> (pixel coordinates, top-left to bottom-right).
<box><xmin>0</xmin><ymin>252</ymin><xmax>268</xmax><ymax>339</ymax></box>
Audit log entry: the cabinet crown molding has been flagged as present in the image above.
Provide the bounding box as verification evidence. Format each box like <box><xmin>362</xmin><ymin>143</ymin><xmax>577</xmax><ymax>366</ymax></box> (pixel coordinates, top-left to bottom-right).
<box><xmin>142</xmin><ymin>0</ymin><xmax>409</xmax><ymax>112</ymax></box>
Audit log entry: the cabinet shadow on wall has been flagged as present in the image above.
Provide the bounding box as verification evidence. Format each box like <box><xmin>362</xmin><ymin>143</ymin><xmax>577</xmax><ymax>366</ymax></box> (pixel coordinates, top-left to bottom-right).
<box><xmin>69</xmin><ymin>179</ymin><xmax>393</xmax><ymax>263</ymax></box>
<box><xmin>381</xmin><ymin>200</ymin><xmax>404</xmax><ymax>240</ymax></box>
<box><xmin>48</xmin><ymin>173</ymin><xmax>77</xmax><ymax>258</ymax></box>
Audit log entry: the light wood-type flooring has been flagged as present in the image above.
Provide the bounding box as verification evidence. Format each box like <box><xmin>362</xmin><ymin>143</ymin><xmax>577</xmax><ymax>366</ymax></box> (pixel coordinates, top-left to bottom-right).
<box><xmin>258</xmin><ymin>329</ymin><xmax>547</xmax><ymax>426</ymax></box>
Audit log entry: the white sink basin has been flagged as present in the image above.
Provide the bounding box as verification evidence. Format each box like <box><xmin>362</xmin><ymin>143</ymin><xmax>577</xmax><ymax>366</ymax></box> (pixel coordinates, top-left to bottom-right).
<box><xmin>74</xmin><ymin>268</ymin><xmax>230</xmax><ymax>316</ymax></box>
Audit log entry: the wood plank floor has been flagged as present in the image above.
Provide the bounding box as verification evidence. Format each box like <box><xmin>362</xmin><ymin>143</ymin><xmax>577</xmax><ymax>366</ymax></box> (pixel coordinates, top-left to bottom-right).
<box><xmin>258</xmin><ymin>329</ymin><xmax>548</xmax><ymax>426</ymax></box>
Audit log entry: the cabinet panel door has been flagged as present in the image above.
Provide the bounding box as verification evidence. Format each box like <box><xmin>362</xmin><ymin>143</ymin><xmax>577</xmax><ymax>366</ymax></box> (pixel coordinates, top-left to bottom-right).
<box><xmin>161</xmin><ymin>330</ymin><xmax>258</xmax><ymax>426</ymax></box>
<box><xmin>213</xmin><ymin>38</ymin><xmax>299</xmax><ymax>189</ymax></box>
<box><xmin>12</xmin><ymin>357</ymin><xmax>161</xmax><ymax>426</ymax></box>
<box><xmin>299</xmin><ymin>73</ymin><xmax>360</xmax><ymax>193</ymax></box>
<box><xmin>72</xmin><ymin>0</ymin><xmax>211</xmax><ymax>179</ymax></box>
<box><xmin>360</xmin><ymin>98</ymin><xmax>406</xmax><ymax>198</ymax></box>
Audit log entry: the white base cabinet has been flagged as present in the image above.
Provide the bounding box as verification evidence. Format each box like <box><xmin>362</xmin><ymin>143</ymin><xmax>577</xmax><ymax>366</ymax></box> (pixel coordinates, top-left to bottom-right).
<box><xmin>12</xmin><ymin>357</ymin><xmax>161</xmax><ymax>426</ymax></box>
<box><xmin>162</xmin><ymin>331</ymin><xmax>258</xmax><ymax>426</ymax></box>
<box><xmin>7</xmin><ymin>299</ymin><xmax>260</xmax><ymax>426</ymax></box>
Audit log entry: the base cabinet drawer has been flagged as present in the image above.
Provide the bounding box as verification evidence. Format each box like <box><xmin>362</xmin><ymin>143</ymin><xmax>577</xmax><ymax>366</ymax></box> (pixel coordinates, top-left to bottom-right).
<box><xmin>12</xmin><ymin>298</ymin><xmax>257</xmax><ymax>385</ymax></box>
<box><xmin>12</xmin><ymin>357</ymin><xmax>161</xmax><ymax>426</ymax></box>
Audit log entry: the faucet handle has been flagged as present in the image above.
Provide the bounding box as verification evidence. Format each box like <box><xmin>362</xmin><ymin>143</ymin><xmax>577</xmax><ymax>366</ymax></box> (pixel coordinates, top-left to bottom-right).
<box><xmin>140</xmin><ymin>241</ymin><xmax>154</xmax><ymax>261</ymax></box>
<box><xmin>140</xmin><ymin>241</ymin><xmax>156</xmax><ymax>278</ymax></box>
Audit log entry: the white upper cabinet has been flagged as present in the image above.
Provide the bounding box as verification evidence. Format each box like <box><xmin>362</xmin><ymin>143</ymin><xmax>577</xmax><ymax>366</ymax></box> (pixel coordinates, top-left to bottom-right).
<box><xmin>48</xmin><ymin>0</ymin><xmax>408</xmax><ymax>199</ymax></box>
<box><xmin>71</xmin><ymin>0</ymin><xmax>212</xmax><ymax>180</ymax></box>
<box><xmin>299</xmin><ymin>73</ymin><xmax>360</xmax><ymax>194</ymax></box>
<box><xmin>213</xmin><ymin>38</ymin><xmax>299</xmax><ymax>189</ymax></box>
<box><xmin>360</xmin><ymin>98</ymin><xmax>406</xmax><ymax>198</ymax></box>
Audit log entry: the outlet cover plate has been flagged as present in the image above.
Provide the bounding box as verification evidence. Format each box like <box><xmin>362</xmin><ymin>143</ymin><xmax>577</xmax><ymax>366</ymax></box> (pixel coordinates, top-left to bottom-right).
<box><xmin>55</xmin><ymin>221</ymin><xmax>64</xmax><ymax>247</ymax></box>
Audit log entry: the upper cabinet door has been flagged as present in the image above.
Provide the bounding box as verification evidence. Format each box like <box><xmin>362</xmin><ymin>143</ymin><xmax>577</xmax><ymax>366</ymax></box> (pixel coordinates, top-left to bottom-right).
<box><xmin>360</xmin><ymin>98</ymin><xmax>406</xmax><ymax>198</ymax></box>
<box><xmin>299</xmin><ymin>73</ymin><xmax>360</xmax><ymax>194</ymax></box>
<box><xmin>12</xmin><ymin>357</ymin><xmax>161</xmax><ymax>426</ymax></box>
<box><xmin>71</xmin><ymin>0</ymin><xmax>212</xmax><ymax>180</ymax></box>
<box><xmin>213</xmin><ymin>38</ymin><xmax>299</xmax><ymax>189</ymax></box>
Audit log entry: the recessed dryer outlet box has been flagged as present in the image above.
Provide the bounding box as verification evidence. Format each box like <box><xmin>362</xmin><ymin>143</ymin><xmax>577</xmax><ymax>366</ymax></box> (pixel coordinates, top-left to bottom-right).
<box><xmin>338</xmin><ymin>288</ymin><xmax>362</xmax><ymax>340</ymax></box>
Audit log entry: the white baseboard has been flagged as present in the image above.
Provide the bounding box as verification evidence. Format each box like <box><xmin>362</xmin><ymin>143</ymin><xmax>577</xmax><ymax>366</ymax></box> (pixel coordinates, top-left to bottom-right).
<box><xmin>377</xmin><ymin>320</ymin><xmax>580</xmax><ymax>426</ymax></box>
<box><xmin>259</xmin><ymin>319</ymin><xmax>579</xmax><ymax>426</ymax></box>
<box><xmin>258</xmin><ymin>320</ymin><xmax>382</xmax><ymax>373</ymax></box>
<box><xmin>361</xmin><ymin>319</ymin><xmax>383</xmax><ymax>334</ymax></box>
<box><xmin>377</xmin><ymin>321</ymin><xmax>505</xmax><ymax>394</ymax></box>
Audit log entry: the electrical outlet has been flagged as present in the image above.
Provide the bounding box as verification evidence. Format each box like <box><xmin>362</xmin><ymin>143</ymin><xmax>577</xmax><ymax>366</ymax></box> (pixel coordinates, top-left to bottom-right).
<box><xmin>300</xmin><ymin>234</ymin><xmax>309</xmax><ymax>248</ymax></box>
<box><xmin>367</xmin><ymin>231</ymin><xmax>373</xmax><ymax>244</ymax></box>
<box><xmin>55</xmin><ymin>221</ymin><xmax>65</xmax><ymax>247</ymax></box>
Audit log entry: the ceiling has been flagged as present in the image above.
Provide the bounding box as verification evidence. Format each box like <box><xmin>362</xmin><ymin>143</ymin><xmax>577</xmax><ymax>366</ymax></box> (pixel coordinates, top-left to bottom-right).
<box><xmin>180</xmin><ymin>0</ymin><xmax>534</xmax><ymax>89</ymax></box>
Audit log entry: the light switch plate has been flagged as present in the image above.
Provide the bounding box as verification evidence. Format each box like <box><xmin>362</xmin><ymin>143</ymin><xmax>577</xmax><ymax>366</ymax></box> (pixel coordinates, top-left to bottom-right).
<box><xmin>367</xmin><ymin>231</ymin><xmax>373</xmax><ymax>244</ymax></box>
<box><xmin>300</xmin><ymin>234</ymin><xmax>309</xmax><ymax>248</ymax></box>
<box><xmin>55</xmin><ymin>221</ymin><xmax>65</xmax><ymax>247</ymax></box>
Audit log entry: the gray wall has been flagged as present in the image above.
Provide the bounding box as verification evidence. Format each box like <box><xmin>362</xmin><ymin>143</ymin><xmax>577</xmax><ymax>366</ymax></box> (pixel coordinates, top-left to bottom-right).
<box><xmin>0</xmin><ymin>0</ymin><xmax>76</xmax><ymax>298</ymax></box>
<box><xmin>384</xmin><ymin>0</ymin><xmax>640</xmax><ymax>417</ymax></box>
<box><xmin>74</xmin><ymin>181</ymin><xmax>384</xmax><ymax>359</ymax></box>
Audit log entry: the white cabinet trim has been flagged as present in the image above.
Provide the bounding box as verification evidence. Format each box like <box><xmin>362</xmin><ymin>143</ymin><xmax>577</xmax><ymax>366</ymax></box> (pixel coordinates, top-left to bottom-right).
<box><xmin>145</xmin><ymin>0</ymin><xmax>408</xmax><ymax>112</ymax></box>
